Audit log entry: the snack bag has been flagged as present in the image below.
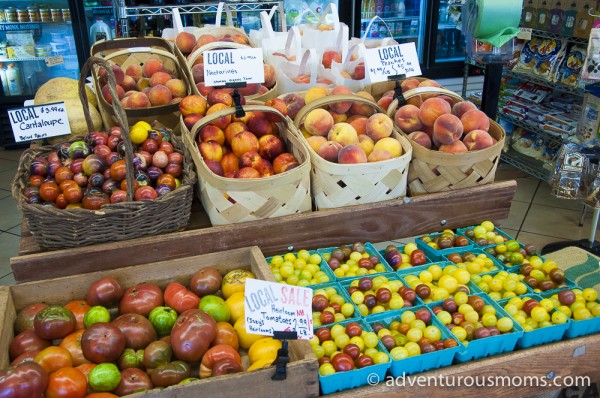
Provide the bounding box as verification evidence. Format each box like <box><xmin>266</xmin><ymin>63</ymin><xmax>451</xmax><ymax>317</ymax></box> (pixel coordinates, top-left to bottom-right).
<box><xmin>513</xmin><ymin>36</ymin><xmax>542</xmax><ymax>74</ymax></box>
<box><xmin>533</xmin><ymin>38</ymin><xmax>565</xmax><ymax>79</ymax></box>
<box><xmin>581</xmin><ymin>28</ymin><xmax>600</xmax><ymax>80</ymax></box>
<box><xmin>559</xmin><ymin>45</ymin><xmax>587</xmax><ymax>86</ymax></box>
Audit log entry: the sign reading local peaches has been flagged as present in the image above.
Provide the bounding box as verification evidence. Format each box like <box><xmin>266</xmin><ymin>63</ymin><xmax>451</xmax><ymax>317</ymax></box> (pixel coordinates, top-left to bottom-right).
<box><xmin>365</xmin><ymin>43</ymin><xmax>422</xmax><ymax>83</ymax></box>
<box><xmin>203</xmin><ymin>47</ymin><xmax>265</xmax><ymax>87</ymax></box>
<box><xmin>244</xmin><ymin>278</ymin><xmax>313</xmax><ymax>340</ymax></box>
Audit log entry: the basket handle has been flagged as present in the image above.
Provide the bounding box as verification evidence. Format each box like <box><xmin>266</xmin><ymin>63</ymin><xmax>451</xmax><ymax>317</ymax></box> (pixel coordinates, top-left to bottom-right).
<box><xmin>102</xmin><ymin>47</ymin><xmax>179</xmax><ymax>62</ymax></box>
<box><xmin>214</xmin><ymin>2</ymin><xmax>235</xmax><ymax>28</ymax></box>
<box><xmin>79</xmin><ymin>57</ymin><xmax>135</xmax><ymax>202</ymax></box>
<box><xmin>186</xmin><ymin>41</ymin><xmax>251</xmax><ymax>68</ymax></box>
<box><xmin>387</xmin><ymin>87</ymin><xmax>464</xmax><ymax>118</ymax></box>
<box><xmin>293</xmin><ymin>94</ymin><xmax>385</xmax><ymax>128</ymax></box>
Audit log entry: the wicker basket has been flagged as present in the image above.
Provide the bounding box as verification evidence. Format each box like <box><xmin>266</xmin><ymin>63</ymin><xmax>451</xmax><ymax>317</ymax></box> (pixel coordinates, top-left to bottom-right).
<box><xmin>387</xmin><ymin>86</ymin><xmax>505</xmax><ymax>196</ymax></box>
<box><xmin>293</xmin><ymin>94</ymin><xmax>412</xmax><ymax>210</ymax></box>
<box><xmin>90</xmin><ymin>37</ymin><xmax>193</xmax><ymax>130</ymax></box>
<box><xmin>11</xmin><ymin>57</ymin><xmax>196</xmax><ymax>250</ymax></box>
<box><xmin>367</xmin><ymin>76</ymin><xmax>431</xmax><ymax>101</ymax></box>
<box><xmin>181</xmin><ymin>105</ymin><xmax>311</xmax><ymax>225</ymax></box>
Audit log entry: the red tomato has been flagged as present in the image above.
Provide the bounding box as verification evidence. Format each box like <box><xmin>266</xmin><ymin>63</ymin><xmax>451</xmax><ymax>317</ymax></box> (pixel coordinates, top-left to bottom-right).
<box><xmin>59</xmin><ymin>330</ymin><xmax>90</xmax><ymax>367</ymax></box>
<box><xmin>64</xmin><ymin>300</ymin><xmax>91</xmax><ymax>330</ymax></box>
<box><xmin>170</xmin><ymin>309</ymin><xmax>216</xmax><ymax>363</ymax></box>
<box><xmin>39</xmin><ymin>181</ymin><xmax>60</xmax><ymax>202</ymax></box>
<box><xmin>331</xmin><ymin>353</ymin><xmax>355</xmax><ymax>372</ymax></box>
<box><xmin>45</xmin><ymin>367</ymin><xmax>87</xmax><ymax>398</ymax></box>
<box><xmin>119</xmin><ymin>284</ymin><xmax>164</xmax><ymax>317</ymax></box>
<box><xmin>9</xmin><ymin>329</ymin><xmax>50</xmax><ymax>360</ymax></box>
<box><xmin>199</xmin><ymin>344</ymin><xmax>241</xmax><ymax>378</ymax></box>
<box><xmin>164</xmin><ymin>282</ymin><xmax>200</xmax><ymax>314</ymax></box>
<box><xmin>34</xmin><ymin>346</ymin><xmax>73</xmax><ymax>374</ymax></box>
<box><xmin>211</xmin><ymin>322</ymin><xmax>239</xmax><ymax>351</ymax></box>
<box><xmin>410</xmin><ymin>249</ymin><xmax>427</xmax><ymax>266</ymax></box>
<box><xmin>0</xmin><ymin>361</ymin><xmax>48</xmax><ymax>398</ymax></box>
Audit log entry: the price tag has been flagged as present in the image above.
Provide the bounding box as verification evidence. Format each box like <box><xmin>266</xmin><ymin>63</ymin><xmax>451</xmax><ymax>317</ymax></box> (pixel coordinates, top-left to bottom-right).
<box><xmin>365</xmin><ymin>42</ymin><xmax>422</xmax><ymax>84</ymax></box>
<box><xmin>8</xmin><ymin>102</ymin><xmax>71</xmax><ymax>142</ymax></box>
<box><xmin>244</xmin><ymin>278</ymin><xmax>313</xmax><ymax>340</ymax></box>
<box><xmin>518</xmin><ymin>27</ymin><xmax>532</xmax><ymax>40</ymax></box>
<box><xmin>203</xmin><ymin>47</ymin><xmax>264</xmax><ymax>87</ymax></box>
<box><xmin>45</xmin><ymin>55</ymin><xmax>64</xmax><ymax>67</ymax></box>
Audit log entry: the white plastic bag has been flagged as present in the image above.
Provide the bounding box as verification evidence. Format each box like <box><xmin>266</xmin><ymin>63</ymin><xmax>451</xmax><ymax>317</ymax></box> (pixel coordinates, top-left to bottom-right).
<box><xmin>276</xmin><ymin>49</ymin><xmax>336</xmax><ymax>94</ymax></box>
<box><xmin>330</xmin><ymin>43</ymin><xmax>370</xmax><ymax>92</ymax></box>
<box><xmin>298</xmin><ymin>3</ymin><xmax>349</xmax><ymax>56</ymax></box>
<box><xmin>249</xmin><ymin>6</ymin><xmax>288</xmax><ymax>60</ymax></box>
<box><xmin>264</xmin><ymin>26</ymin><xmax>303</xmax><ymax>68</ymax></box>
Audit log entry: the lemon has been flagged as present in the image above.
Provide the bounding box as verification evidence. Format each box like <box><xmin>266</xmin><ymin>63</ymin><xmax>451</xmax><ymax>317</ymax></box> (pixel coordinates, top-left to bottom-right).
<box><xmin>129</xmin><ymin>125</ymin><xmax>149</xmax><ymax>144</ymax></box>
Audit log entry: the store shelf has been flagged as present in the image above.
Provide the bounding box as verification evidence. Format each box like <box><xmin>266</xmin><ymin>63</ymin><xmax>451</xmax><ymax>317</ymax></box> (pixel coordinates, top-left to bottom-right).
<box><xmin>122</xmin><ymin>1</ymin><xmax>281</xmax><ymax>17</ymax></box>
<box><xmin>85</xmin><ymin>6</ymin><xmax>115</xmax><ymax>16</ymax></box>
<box><xmin>501</xmin><ymin>148</ymin><xmax>552</xmax><ymax>182</ymax></box>
<box><xmin>0</xmin><ymin>54</ymin><xmax>77</xmax><ymax>62</ymax></box>
<box><xmin>498</xmin><ymin>109</ymin><xmax>566</xmax><ymax>145</ymax></box>
<box><xmin>0</xmin><ymin>21</ymin><xmax>71</xmax><ymax>31</ymax></box>
<box><xmin>438</xmin><ymin>22</ymin><xmax>457</xmax><ymax>30</ymax></box>
<box><xmin>531</xmin><ymin>29</ymin><xmax>589</xmax><ymax>46</ymax></box>
<box><xmin>361</xmin><ymin>16</ymin><xmax>419</xmax><ymax>23</ymax></box>
<box><xmin>503</xmin><ymin>68</ymin><xmax>585</xmax><ymax>97</ymax></box>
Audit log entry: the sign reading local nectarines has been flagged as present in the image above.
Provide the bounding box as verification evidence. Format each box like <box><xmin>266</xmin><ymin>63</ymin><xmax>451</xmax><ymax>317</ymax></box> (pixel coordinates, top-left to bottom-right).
<box><xmin>8</xmin><ymin>102</ymin><xmax>71</xmax><ymax>143</ymax></box>
<box><xmin>244</xmin><ymin>278</ymin><xmax>313</xmax><ymax>340</ymax></box>
<box><xmin>203</xmin><ymin>48</ymin><xmax>265</xmax><ymax>87</ymax></box>
<box><xmin>365</xmin><ymin>43</ymin><xmax>422</xmax><ymax>83</ymax></box>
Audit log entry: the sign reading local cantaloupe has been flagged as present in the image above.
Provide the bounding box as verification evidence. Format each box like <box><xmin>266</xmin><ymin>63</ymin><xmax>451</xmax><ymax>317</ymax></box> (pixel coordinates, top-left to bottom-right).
<box><xmin>8</xmin><ymin>101</ymin><xmax>71</xmax><ymax>142</ymax></box>
<box><xmin>244</xmin><ymin>278</ymin><xmax>313</xmax><ymax>340</ymax></box>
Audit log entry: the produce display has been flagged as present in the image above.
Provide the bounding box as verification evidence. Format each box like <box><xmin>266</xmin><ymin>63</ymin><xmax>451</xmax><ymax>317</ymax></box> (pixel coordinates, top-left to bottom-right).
<box><xmin>501</xmin><ymin>295</ymin><xmax>569</xmax><ymax>331</ymax></box>
<box><xmin>402</xmin><ymin>264</ymin><xmax>476</xmax><ymax>303</ymax></box>
<box><xmin>470</xmin><ymin>271</ymin><xmax>530</xmax><ymax>301</ymax></box>
<box><xmin>381</xmin><ymin>243</ymin><xmax>430</xmax><ymax>271</ymax></box>
<box><xmin>418</xmin><ymin>230</ymin><xmax>471</xmax><ymax>251</ymax></box>
<box><xmin>345</xmin><ymin>274</ymin><xmax>418</xmax><ymax>316</ymax></box>
<box><xmin>321</xmin><ymin>242</ymin><xmax>389</xmax><ymax>279</ymax></box>
<box><xmin>444</xmin><ymin>251</ymin><xmax>501</xmax><ymax>274</ymax></box>
<box><xmin>268</xmin><ymin>250</ymin><xmax>332</xmax><ymax>286</ymax></box>
<box><xmin>461</xmin><ymin>221</ymin><xmax>511</xmax><ymax>246</ymax></box>
<box><xmin>312</xmin><ymin>284</ymin><xmax>356</xmax><ymax>326</ymax></box>
<box><xmin>545</xmin><ymin>288</ymin><xmax>600</xmax><ymax>321</ymax></box>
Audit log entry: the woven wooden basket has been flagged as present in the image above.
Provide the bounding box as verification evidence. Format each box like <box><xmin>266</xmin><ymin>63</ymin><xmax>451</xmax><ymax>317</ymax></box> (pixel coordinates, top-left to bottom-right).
<box><xmin>294</xmin><ymin>94</ymin><xmax>412</xmax><ymax>210</ymax></box>
<box><xmin>367</xmin><ymin>76</ymin><xmax>430</xmax><ymax>101</ymax></box>
<box><xmin>387</xmin><ymin>86</ymin><xmax>505</xmax><ymax>195</ymax></box>
<box><xmin>181</xmin><ymin>105</ymin><xmax>311</xmax><ymax>225</ymax></box>
<box><xmin>11</xmin><ymin>57</ymin><xmax>196</xmax><ymax>250</ymax></box>
<box><xmin>91</xmin><ymin>37</ymin><xmax>193</xmax><ymax>130</ymax></box>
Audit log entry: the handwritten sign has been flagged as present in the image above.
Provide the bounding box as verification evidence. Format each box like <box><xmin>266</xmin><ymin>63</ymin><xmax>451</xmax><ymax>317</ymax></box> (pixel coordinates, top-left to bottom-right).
<box><xmin>244</xmin><ymin>278</ymin><xmax>313</xmax><ymax>340</ymax></box>
<box><xmin>518</xmin><ymin>27</ymin><xmax>532</xmax><ymax>40</ymax></box>
<box><xmin>45</xmin><ymin>55</ymin><xmax>64</xmax><ymax>67</ymax></box>
<box><xmin>365</xmin><ymin>43</ymin><xmax>422</xmax><ymax>83</ymax></box>
<box><xmin>203</xmin><ymin>47</ymin><xmax>264</xmax><ymax>87</ymax></box>
<box><xmin>8</xmin><ymin>102</ymin><xmax>71</xmax><ymax>143</ymax></box>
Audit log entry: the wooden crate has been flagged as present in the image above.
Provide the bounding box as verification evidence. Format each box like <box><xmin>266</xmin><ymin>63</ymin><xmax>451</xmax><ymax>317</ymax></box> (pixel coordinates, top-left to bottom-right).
<box><xmin>0</xmin><ymin>246</ymin><xmax>319</xmax><ymax>398</ymax></box>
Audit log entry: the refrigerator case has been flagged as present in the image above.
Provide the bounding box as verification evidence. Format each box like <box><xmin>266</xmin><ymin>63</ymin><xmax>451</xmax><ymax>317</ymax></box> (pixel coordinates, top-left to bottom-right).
<box><xmin>432</xmin><ymin>0</ymin><xmax>465</xmax><ymax>64</ymax></box>
<box><xmin>80</xmin><ymin>0</ymin><xmax>116</xmax><ymax>59</ymax></box>
<box><xmin>284</xmin><ymin>0</ymin><xmax>340</xmax><ymax>26</ymax></box>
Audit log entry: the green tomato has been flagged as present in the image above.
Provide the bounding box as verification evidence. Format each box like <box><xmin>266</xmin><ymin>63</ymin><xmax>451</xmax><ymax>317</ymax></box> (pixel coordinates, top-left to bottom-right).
<box><xmin>199</xmin><ymin>295</ymin><xmax>230</xmax><ymax>323</ymax></box>
<box><xmin>149</xmin><ymin>306</ymin><xmax>178</xmax><ymax>336</ymax></box>
<box><xmin>83</xmin><ymin>306</ymin><xmax>111</xmax><ymax>329</ymax></box>
<box><xmin>89</xmin><ymin>363</ymin><xmax>121</xmax><ymax>392</ymax></box>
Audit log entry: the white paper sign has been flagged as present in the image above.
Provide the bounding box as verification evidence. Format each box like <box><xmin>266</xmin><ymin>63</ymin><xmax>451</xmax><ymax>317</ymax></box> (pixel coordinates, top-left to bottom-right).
<box><xmin>365</xmin><ymin>43</ymin><xmax>422</xmax><ymax>83</ymax></box>
<box><xmin>45</xmin><ymin>55</ymin><xmax>64</xmax><ymax>67</ymax></box>
<box><xmin>244</xmin><ymin>278</ymin><xmax>313</xmax><ymax>340</ymax></box>
<box><xmin>518</xmin><ymin>27</ymin><xmax>532</xmax><ymax>40</ymax></box>
<box><xmin>204</xmin><ymin>47</ymin><xmax>265</xmax><ymax>87</ymax></box>
<box><xmin>8</xmin><ymin>102</ymin><xmax>71</xmax><ymax>142</ymax></box>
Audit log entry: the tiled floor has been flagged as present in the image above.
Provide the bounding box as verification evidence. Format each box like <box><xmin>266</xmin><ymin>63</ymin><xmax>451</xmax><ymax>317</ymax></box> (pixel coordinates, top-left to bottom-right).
<box><xmin>1</xmin><ymin>147</ymin><xmax>599</xmax><ymax>286</ymax></box>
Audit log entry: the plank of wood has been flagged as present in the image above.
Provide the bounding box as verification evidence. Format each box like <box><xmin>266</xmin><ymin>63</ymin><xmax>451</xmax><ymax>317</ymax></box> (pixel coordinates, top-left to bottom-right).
<box><xmin>11</xmin><ymin>181</ymin><xmax>516</xmax><ymax>283</ymax></box>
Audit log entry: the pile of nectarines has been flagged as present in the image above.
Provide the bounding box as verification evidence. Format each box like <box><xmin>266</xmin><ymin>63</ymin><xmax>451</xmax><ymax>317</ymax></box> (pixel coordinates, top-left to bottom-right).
<box><xmin>98</xmin><ymin>57</ymin><xmax>187</xmax><ymax>110</ymax></box>
<box><xmin>293</xmin><ymin>86</ymin><xmax>403</xmax><ymax>164</ymax></box>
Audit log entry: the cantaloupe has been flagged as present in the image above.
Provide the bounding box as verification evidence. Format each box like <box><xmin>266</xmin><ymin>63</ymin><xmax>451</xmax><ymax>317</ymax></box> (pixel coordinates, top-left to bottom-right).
<box><xmin>34</xmin><ymin>77</ymin><xmax>98</xmax><ymax>109</ymax></box>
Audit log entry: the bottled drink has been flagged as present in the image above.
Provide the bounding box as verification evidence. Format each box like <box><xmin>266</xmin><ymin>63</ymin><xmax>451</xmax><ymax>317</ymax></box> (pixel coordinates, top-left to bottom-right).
<box><xmin>0</xmin><ymin>63</ymin><xmax>9</xmax><ymax>95</ymax></box>
<box><xmin>89</xmin><ymin>18</ymin><xmax>112</xmax><ymax>45</ymax></box>
<box><xmin>6</xmin><ymin>63</ymin><xmax>23</xmax><ymax>96</ymax></box>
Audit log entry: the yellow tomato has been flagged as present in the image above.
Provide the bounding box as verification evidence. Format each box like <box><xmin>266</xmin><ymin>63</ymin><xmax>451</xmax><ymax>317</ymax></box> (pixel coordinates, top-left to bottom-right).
<box><xmin>247</xmin><ymin>358</ymin><xmax>274</xmax><ymax>372</ymax></box>
<box><xmin>222</xmin><ymin>269</ymin><xmax>255</xmax><ymax>299</ymax></box>
<box><xmin>225</xmin><ymin>291</ymin><xmax>245</xmax><ymax>324</ymax></box>
<box><xmin>248</xmin><ymin>337</ymin><xmax>282</xmax><ymax>364</ymax></box>
<box><xmin>233</xmin><ymin>317</ymin><xmax>263</xmax><ymax>350</ymax></box>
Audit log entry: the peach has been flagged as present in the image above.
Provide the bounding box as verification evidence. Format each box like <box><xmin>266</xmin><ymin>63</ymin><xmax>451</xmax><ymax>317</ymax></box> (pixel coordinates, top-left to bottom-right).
<box><xmin>329</xmin><ymin>86</ymin><xmax>353</xmax><ymax>113</ymax></box>
<box><xmin>368</xmin><ymin>149</ymin><xmax>394</xmax><ymax>162</ymax></box>
<box><xmin>123</xmin><ymin>90</ymin><xmax>135</xmax><ymax>98</ymax></box>
<box><xmin>452</xmin><ymin>101</ymin><xmax>478</xmax><ymax>118</ymax></box>
<box><xmin>175</xmin><ymin>32</ymin><xmax>196</xmax><ymax>55</ymax></box>
<box><xmin>196</xmin><ymin>34</ymin><xmax>217</xmax><ymax>47</ymax></box>
<box><xmin>148</xmin><ymin>85</ymin><xmax>173</xmax><ymax>106</ymax></box>
<box><xmin>126</xmin><ymin>91</ymin><xmax>151</xmax><ymax>109</ymax></box>
<box><xmin>318</xmin><ymin>24</ymin><xmax>334</xmax><ymax>31</ymax></box>
<box><xmin>419</xmin><ymin>97</ymin><xmax>452</xmax><ymax>127</ymax></box>
<box><xmin>142</xmin><ymin>87</ymin><xmax>152</xmax><ymax>96</ymax></box>
<box><xmin>120</xmin><ymin>96</ymin><xmax>130</xmax><ymax>108</ymax></box>
<box><xmin>329</xmin><ymin>111</ymin><xmax>348</xmax><ymax>124</ymax></box>
<box><xmin>365</xmin><ymin>113</ymin><xmax>393</xmax><ymax>141</ymax></box>
<box><xmin>258</xmin><ymin>134</ymin><xmax>286</xmax><ymax>160</ymax></box>
<box><xmin>198</xmin><ymin>125</ymin><xmax>225</xmax><ymax>145</ymax></box>
<box><xmin>137</xmin><ymin>77</ymin><xmax>151</xmax><ymax>91</ymax></box>
<box><xmin>306</xmin><ymin>136</ymin><xmax>327</xmax><ymax>153</ymax></box>
<box><xmin>338</xmin><ymin>144</ymin><xmax>368</xmax><ymax>164</ymax></box>
<box><xmin>318</xmin><ymin>141</ymin><xmax>343</xmax><ymax>162</ymax></box>
<box><xmin>224</xmin><ymin>171</ymin><xmax>237</xmax><ymax>178</ymax></box>
<box><xmin>142</xmin><ymin>58</ymin><xmax>165</xmax><ymax>78</ymax></box>
<box><xmin>179</xmin><ymin>94</ymin><xmax>207</xmax><ymax>117</ymax></box>
<box><xmin>99</xmin><ymin>64</ymin><xmax>124</xmax><ymax>86</ymax></box>
<box><xmin>238</xmin><ymin>83</ymin><xmax>261</xmax><ymax>97</ymax></box>
<box><xmin>125</xmin><ymin>64</ymin><xmax>143</xmax><ymax>82</ymax></box>
<box><xmin>231</xmin><ymin>34</ymin><xmax>250</xmax><ymax>45</ymax></box>
<box><xmin>192</xmin><ymin>64</ymin><xmax>205</xmax><ymax>84</ymax></box>
<box><xmin>407</xmin><ymin>95</ymin><xmax>423</xmax><ymax>107</ymax></box>
<box><xmin>282</xmin><ymin>93</ymin><xmax>305</xmax><ymax>120</ymax></box>
<box><xmin>328</xmin><ymin>123</ymin><xmax>358</xmax><ymax>147</ymax></box>
<box><xmin>348</xmin><ymin>115</ymin><xmax>368</xmax><ymax>135</ymax></box>
<box><xmin>322</xmin><ymin>50</ymin><xmax>342</xmax><ymax>69</ymax></box>
<box><xmin>165</xmin><ymin>79</ymin><xmax>187</xmax><ymax>98</ymax></box>
<box><xmin>401</xmin><ymin>78</ymin><xmax>421</xmax><ymax>92</ymax></box>
<box><xmin>353</xmin><ymin>62</ymin><xmax>365</xmax><ymax>80</ymax></box>
<box><xmin>121</xmin><ymin>75</ymin><xmax>137</xmax><ymax>92</ymax></box>
<box><xmin>258</xmin><ymin>85</ymin><xmax>269</xmax><ymax>95</ymax></box>
<box><xmin>183</xmin><ymin>114</ymin><xmax>203</xmax><ymax>131</ymax></box>
<box><xmin>101</xmin><ymin>84</ymin><xmax>125</xmax><ymax>105</ymax></box>
<box><xmin>199</xmin><ymin>141</ymin><xmax>223</xmax><ymax>162</ymax></box>
<box><xmin>273</xmin><ymin>153</ymin><xmax>300</xmax><ymax>174</ymax></box>
<box><xmin>149</xmin><ymin>71</ymin><xmax>172</xmax><ymax>87</ymax></box>
<box><xmin>377</xmin><ymin>95</ymin><xmax>394</xmax><ymax>112</ymax></box>
<box><xmin>264</xmin><ymin>64</ymin><xmax>276</xmax><ymax>88</ymax></box>
<box><xmin>461</xmin><ymin>109</ymin><xmax>490</xmax><ymax>134</ymax></box>
<box><xmin>196</xmin><ymin>82</ymin><xmax>213</xmax><ymax>97</ymax></box>
<box><xmin>239</xmin><ymin>151</ymin><xmax>262</xmax><ymax>168</ymax></box>
<box><xmin>422</xmin><ymin>125</ymin><xmax>434</xmax><ymax>138</ymax></box>
<box><xmin>304</xmin><ymin>108</ymin><xmax>334</xmax><ymax>137</ymax></box>
<box><xmin>407</xmin><ymin>131</ymin><xmax>432</xmax><ymax>149</ymax></box>
<box><xmin>463</xmin><ymin>130</ymin><xmax>495</xmax><ymax>151</ymax></box>
<box><xmin>231</xmin><ymin>131</ymin><xmax>259</xmax><ymax>157</ymax></box>
<box><xmin>439</xmin><ymin>140</ymin><xmax>468</xmax><ymax>153</ymax></box>
<box><xmin>316</xmin><ymin>78</ymin><xmax>333</xmax><ymax>84</ymax></box>
<box><xmin>358</xmin><ymin>134</ymin><xmax>375</xmax><ymax>156</ymax></box>
<box><xmin>207</xmin><ymin>89</ymin><xmax>233</xmax><ymax>107</ymax></box>
<box><xmin>418</xmin><ymin>79</ymin><xmax>442</xmax><ymax>99</ymax></box>
<box><xmin>254</xmin><ymin>158</ymin><xmax>275</xmax><ymax>177</ymax></box>
<box><xmin>373</xmin><ymin>137</ymin><xmax>402</xmax><ymax>157</ymax></box>
<box><xmin>438</xmin><ymin>95</ymin><xmax>455</xmax><ymax>108</ymax></box>
<box><xmin>221</xmin><ymin>152</ymin><xmax>240</xmax><ymax>173</ymax></box>
<box><xmin>293</xmin><ymin>75</ymin><xmax>311</xmax><ymax>84</ymax></box>
<box><xmin>205</xmin><ymin>159</ymin><xmax>224</xmax><ymax>177</ymax></box>
<box><xmin>170</xmin><ymin>97</ymin><xmax>182</xmax><ymax>104</ymax></box>
<box><xmin>206</xmin><ymin>103</ymin><xmax>232</xmax><ymax>130</ymax></box>
<box><xmin>433</xmin><ymin>114</ymin><xmax>463</xmax><ymax>145</ymax></box>
<box><xmin>350</xmin><ymin>91</ymin><xmax>376</xmax><ymax>116</ymax></box>
<box><xmin>237</xmin><ymin>167</ymin><xmax>261</xmax><ymax>178</ymax></box>
<box><xmin>394</xmin><ymin>104</ymin><xmax>423</xmax><ymax>133</ymax></box>
<box><xmin>305</xmin><ymin>86</ymin><xmax>329</xmax><ymax>104</ymax></box>
<box><xmin>224</xmin><ymin>122</ymin><xmax>248</xmax><ymax>145</ymax></box>
<box><xmin>249</xmin><ymin>116</ymin><xmax>277</xmax><ymax>138</ymax></box>
<box><xmin>264</xmin><ymin>98</ymin><xmax>288</xmax><ymax>122</ymax></box>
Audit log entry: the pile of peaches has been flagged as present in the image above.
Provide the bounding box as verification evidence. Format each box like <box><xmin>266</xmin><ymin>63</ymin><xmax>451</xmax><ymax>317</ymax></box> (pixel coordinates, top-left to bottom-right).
<box><xmin>173</xmin><ymin>31</ymin><xmax>277</xmax><ymax>99</ymax></box>
<box><xmin>378</xmin><ymin>78</ymin><xmax>496</xmax><ymax>153</ymax></box>
<box><xmin>97</xmin><ymin>58</ymin><xmax>188</xmax><ymax>110</ymax></box>
<box><xmin>288</xmin><ymin>85</ymin><xmax>404</xmax><ymax>165</ymax></box>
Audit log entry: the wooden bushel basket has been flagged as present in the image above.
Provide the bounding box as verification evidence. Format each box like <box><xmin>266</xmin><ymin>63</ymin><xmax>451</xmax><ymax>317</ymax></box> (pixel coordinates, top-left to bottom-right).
<box><xmin>181</xmin><ymin>105</ymin><xmax>311</xmax><ymax>225</ymax></box>
<box><xmin>387</xmin><ymin>87</ymin><xmax>506</xmax><ymax>195</ymax></box>
<box><xmin>91</xmin><ymin>37</ymin><xmax>193</xmax><ymax>130</ymax></box>
<box><xmin>294</xmin><ymin>95</ymin><xmax>412</xmax><ymax>210</ymax></box>
<box><xmin>11</xmin><ymin>57</ymin><xmax>196</xmax><ymax>250</ymax></box>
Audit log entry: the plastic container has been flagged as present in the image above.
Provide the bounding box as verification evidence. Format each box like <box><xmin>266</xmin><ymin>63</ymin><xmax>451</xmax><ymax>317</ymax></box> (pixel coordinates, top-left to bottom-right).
<box><xmin>265</xmin><ymin>250</ymin><xmax>336</xmax><ymax>287</ymax></box>
<box><xmin>0</xmin><ymin>64</ymin><xmax>9</xmax><ymax>96</ymax></box>
<box><xmin>89</xmin><ymin>18</ymin><xmax>112</xmax><ymax>46</ymax></box>
<box><xmin>415</xmin><ymin>233</ymin><xmax>474</xmax><ymax>262</ymax></box>
<box><xmin>311</xmin><ymin>281</ymin><xmax>360</xmax><ymax>325</ymax></box>
<box><xmin>442</xmin><ymin>248</ymin><xmax>505</xmax><ymax>274</ymax></box>
<box><xmin>35</xmin><ymin>44</ymin><xmax>52</xmax><ymax>58</ymax></box>
<box><xmin>5</xmin><ymin>63</ymin><xmax>22</xmax><ymax>96</ymax></box>
<box><xmin>377</xmin><ymin>244</ymin><xmax>433</xmax><ymax>274</ymax></box>
<box><xmin>540</xmin><ymin>290</ymin><xmax>600</xmax><ymax>339</ymax></box>
<box><xmin>317</xmin><ymin>243</ymin><xmax>394</xmax><ymax>281</ymax></box>
<box><xmin>367</xmin><ymin>306</ymin><xmax>461</xmax><ymax>376</ymax></box>
<box><xmin>457</xmin><ymin>225</ymin><xmax>515</xmax><ymax>249</ymax></box>
<box><xmin>475</xmin><ymin>269</ymin><xmax>534</xmax><ymax>301</ymax></box>
<box><xmin>316</xmin><ymin>318</ymin><xmax>391</xmax><ymax>395</ymax></box>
